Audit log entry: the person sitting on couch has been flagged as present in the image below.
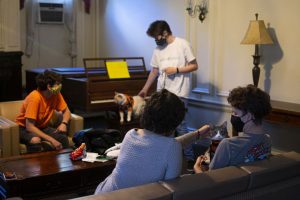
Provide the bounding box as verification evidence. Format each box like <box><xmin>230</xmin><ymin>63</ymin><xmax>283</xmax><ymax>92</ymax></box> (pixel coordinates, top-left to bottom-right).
<box><xmin>16</xmin><ymin>70</ymin><xmax>71</xmax><ymax>153</ymax></box>
<box><xmin>95</xmin><ymin>89</ymin><xmax>209</xmax><ymax>194</ymax></box>
<box><xmin>194</xmin><ymin>84</ymin><xmax>272</xmax><ymax>173</ymax></box>
<box><xmin>95</xmin><ymin>89</ymin><xmax>185</xmax><ymax>194</ymax></box>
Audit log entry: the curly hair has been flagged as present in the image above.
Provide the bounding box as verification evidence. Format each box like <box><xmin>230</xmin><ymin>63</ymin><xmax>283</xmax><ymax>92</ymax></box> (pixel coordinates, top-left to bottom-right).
<box><xmin>36</xmin><ymin>70</ymin><xmax>62</xmax><ymax>91</ymax></box>
<box><xmin>146</xmin><ymin>20</ymin><xmax>172</xmax><ymax>38</ymax></box>
<box><xmin>227</xmin><ymin>84</ymin><xmax>272</xmax><ymax>124</ymax></box>
<box><xmin>140</xmin><ymin>89</ymin><xmax>185</xmax><ymax>136</ymax></box>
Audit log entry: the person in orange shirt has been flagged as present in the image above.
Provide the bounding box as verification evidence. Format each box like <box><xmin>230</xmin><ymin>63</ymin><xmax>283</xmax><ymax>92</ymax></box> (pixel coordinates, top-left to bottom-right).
<box><xmin>16</xmin><ymin>70</ymin><xmax>71</xmax><ymax>153</ymax></box>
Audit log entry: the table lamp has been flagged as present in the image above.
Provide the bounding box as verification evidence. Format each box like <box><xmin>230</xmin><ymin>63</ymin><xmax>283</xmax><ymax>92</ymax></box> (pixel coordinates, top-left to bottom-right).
<box><xmin>241</xmin><ymin>13</ymin><xmax>274</xmax><ymax>87</ymax></box>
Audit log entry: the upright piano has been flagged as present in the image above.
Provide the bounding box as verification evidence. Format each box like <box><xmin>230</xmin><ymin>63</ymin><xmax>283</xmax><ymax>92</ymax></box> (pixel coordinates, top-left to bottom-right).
<box><xmin>26</xmin><ymin>57</ymin><xmax>156</xmax><ymax>112</ymax></box>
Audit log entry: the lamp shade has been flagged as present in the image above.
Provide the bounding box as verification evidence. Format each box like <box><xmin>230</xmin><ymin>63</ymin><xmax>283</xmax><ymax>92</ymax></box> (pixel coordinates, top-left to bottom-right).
<box><xmin>241</xmin><ymin>20</ymin><xmax>273</xmax><ymax>45</ymax></box>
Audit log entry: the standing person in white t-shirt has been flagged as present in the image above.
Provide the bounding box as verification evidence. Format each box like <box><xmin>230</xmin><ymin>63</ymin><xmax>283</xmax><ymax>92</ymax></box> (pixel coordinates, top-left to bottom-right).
<box><xmin>138</xmin><ymin>20</ymin><xmax>198</xmax><ymax>162</ymax></box>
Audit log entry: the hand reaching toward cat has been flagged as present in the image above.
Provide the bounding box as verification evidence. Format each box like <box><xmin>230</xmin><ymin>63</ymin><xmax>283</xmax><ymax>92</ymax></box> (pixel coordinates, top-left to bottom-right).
<box><xmin>175</xmin><ymin>125</ymin><xmax>211</xmax><ymax>149</ymax></box>
<box><xmin>138</xmin><ymin>90</ymin><xmax>147</xmax><ymax>98</ymax></box>
<box><xmin>197</xmin><ymin>125</ymin><xmax>211</xmax><ymax>138</ymax></box>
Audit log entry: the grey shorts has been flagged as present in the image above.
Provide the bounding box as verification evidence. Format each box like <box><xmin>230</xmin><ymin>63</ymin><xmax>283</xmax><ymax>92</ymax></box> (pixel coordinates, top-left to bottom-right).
<box><xmin>19</xmin><ymin>126</ymin><xmax>69</xmax><ymax>150</ymax></box>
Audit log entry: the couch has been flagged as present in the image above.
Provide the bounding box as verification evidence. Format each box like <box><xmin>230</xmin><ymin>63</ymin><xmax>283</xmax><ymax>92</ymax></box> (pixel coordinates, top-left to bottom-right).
<box><xmin>73</xmin><ymin>151</ymin><xmax>300</xmax><ymax>200</ymax></box>
<box><xmin>0</xmin><ymin>100</ymin><xmax>84</xmax><ymax>157</ymax></box>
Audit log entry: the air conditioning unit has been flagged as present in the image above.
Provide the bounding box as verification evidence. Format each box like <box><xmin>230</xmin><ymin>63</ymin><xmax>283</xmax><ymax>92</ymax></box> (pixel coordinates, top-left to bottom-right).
<box><xmin>38</xmin><ymin>3</ymin><xmax>64</xmax><ymax>24</ymax></box>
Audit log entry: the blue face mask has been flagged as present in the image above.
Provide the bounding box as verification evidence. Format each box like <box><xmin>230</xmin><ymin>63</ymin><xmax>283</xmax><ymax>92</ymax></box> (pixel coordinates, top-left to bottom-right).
<box><xmin>155</xmin><ymin>38</ymin><xmax>167</xmax><ymax>46</ymax></box>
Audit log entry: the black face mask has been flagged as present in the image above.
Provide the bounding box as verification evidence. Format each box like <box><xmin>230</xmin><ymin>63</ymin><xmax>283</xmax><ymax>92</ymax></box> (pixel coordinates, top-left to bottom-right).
<box><xmin>155</xmin><ymin>38</ymin><xmax>167</xmax><ymax>46</ymax></box>
<box><xmin>231</xmin><ymin>115</ymin><xmax>245</xmax><ymax>132</ymax></box>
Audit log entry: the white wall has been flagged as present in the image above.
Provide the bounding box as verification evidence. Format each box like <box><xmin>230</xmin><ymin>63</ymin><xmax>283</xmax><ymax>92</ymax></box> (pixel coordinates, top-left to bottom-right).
<box><xmin>19</xmin><ymin>0</ymin><xmax>300</xmax><ymax>104</ymax></box>
<box><xmin>20</xmin><ymin>0</ymin><xmax>187</xmax><ymax>84</ymax></box>
<box><xmin>186</xmin><ymin>0</ymin><xmax>300</xmax><ymax>152</ymax></box>
<box><xmin>189</xmin><ymin>0</ymin><xmax>300</xmax><ymax>104</ymax></box>
<box><xmin>75</xmin><ymin>0</ymin><xmax>187</xmax><ymax>70</ymax></box>
<box><xmin>88</xmin><ymin>0</ymin><xmax>300</xmax><ymax>103</ymax></box>
<box><xmin>90</xmin><ymin>0</ymin><xmax>300</xmax><ymax>152</ymax></box>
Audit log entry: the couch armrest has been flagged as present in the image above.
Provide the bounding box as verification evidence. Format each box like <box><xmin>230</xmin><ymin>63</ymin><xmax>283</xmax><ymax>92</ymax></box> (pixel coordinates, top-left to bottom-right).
<box><xmin>0</xmin><ymin>116</ymin><xmax>20</xmax><ymax>157</ymax></box>
<box><xmin>239</xmin><ymin>151</ymin><xmax>300</xmax><ymax>189</ymax></box>
<box><xmin>69</xmin><ymin>113</ymin><xmax>84</xmax><ymax>138</ymax></box>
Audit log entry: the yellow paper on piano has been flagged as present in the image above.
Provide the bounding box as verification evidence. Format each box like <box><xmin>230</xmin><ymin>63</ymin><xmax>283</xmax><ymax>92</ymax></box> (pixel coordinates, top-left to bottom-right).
<box><xmin>106</xmin><ymin>61</ymin><xmax>130</xmax><ymax>79</ymax></box>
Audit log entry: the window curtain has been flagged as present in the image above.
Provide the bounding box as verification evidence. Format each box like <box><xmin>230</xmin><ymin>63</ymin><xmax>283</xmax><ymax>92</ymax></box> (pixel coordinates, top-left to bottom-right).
<box><xmin>65</xmin><ymin>0</ymin><xmax>77</xmax><ymax>58</ymax></box>
<box><xmin>25</xmin><ymin>0</ymin><xmax>38</xmax><ymax>56</ymax></box>
<box><xmin>24</xmin><ymin>0</ymin><xmax>77</xmax><ymax>58</ymax></box>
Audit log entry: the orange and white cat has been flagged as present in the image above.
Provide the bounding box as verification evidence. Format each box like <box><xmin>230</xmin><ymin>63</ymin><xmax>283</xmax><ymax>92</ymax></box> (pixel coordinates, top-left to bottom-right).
<box><xmin>114</xmin><ymin>92</ymin><xmax>145</xmax><ymax>123</ymax></box>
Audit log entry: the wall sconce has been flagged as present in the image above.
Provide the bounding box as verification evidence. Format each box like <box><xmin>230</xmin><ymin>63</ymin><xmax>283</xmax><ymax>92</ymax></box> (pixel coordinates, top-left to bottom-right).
<box><xmin>186</xmin><ymin>0</ymin><xmax>208</xmax><ymax>23</ymax></box>
<box><xmin>241</xmin><ymin>13</ymin><xmax>274</xmax><ymax>87</ymax></box>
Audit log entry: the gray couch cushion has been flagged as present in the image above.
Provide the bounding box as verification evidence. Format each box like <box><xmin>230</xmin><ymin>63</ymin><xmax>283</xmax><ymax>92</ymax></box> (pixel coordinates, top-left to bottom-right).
<box><xmin>222</xmin><ymin>175</ymin><xmax>300</xmax><ymax>200</ymax></box>
<box><xmin>239</xmin><ymin>151</ymin><xmax>300</xmax><ymax>189</ymax></box>
<box><xmin>73</xmin><ymin>182</ymin><xmax>172</xmax><ymax>200</ymax></box>
<box><xmin>161</xmin><ymin>166</ymin><xmax>249</xmax><ymax>200</ymax></box>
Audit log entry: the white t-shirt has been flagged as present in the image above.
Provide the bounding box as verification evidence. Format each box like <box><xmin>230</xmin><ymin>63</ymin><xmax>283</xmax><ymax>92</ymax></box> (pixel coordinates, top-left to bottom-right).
<box><xmin>150</xmin><ymin>37</ymin><xmax>196</xmax><ymax>98</ymax></box>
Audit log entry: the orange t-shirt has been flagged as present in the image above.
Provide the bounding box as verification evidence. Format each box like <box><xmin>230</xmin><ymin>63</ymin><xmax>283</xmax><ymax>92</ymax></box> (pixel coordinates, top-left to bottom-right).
<box><xmin>16</xmin><ymin>90</ymin><xmax>67</xmax><ymax>128</ymax></box>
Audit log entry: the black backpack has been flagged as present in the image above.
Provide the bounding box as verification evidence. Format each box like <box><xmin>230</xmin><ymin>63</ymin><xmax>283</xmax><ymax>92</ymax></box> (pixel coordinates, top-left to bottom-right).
<box><xmin>72</xmin><ymin>128</ymin><xmax>122</xmax><ymax>155</ymax></box>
